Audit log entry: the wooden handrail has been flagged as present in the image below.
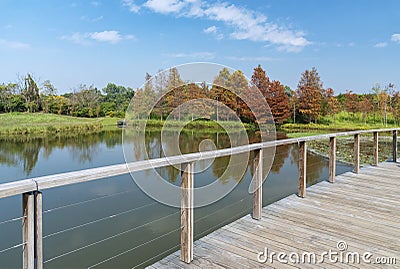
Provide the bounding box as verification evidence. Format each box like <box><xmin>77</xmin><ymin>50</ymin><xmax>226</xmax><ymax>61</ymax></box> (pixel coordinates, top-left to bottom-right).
<box><xmin>1</xmin><ymin>128</ymin><xmax>399</xmax><ymax>199</ymax></box>
<box><xmin>0</xmin><ymin>127</ymin><xmax>399</xmax><ymax>268</ymax></box>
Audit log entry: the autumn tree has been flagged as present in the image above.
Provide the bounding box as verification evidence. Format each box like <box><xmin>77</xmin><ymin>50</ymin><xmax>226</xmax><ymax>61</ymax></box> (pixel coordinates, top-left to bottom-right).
<box><xmin>132</xmin><ymin>88</ymin><xmax>145</xmax><ymax>119</ymax></box>
<box><xmin>247</xmin><ymin>65</ymin><xmax>270</xmax><ymax>123</ymax></box>
<box><xmin>165</xmin><ymin>67</ymin><xmax>185</xmax><ymax>120</ymax></box>
<box><xmin>288</xmin><ymin>89</ymin><xmax>298</xmax><ymax>123</ymax></box>
<box><xmin>153</xmin><ymin>70</ymin><xmax>168</xmax><ymax>120</ymax></box>
<box><xmin>359</xmin><ymin>95</ymin><xmax>373</xmax><ymax>124</ymax></box>
<box><xmin>392</xmin><ymin>91</ymin><xmax>400</xmax><ymax>125</ymax></box>
<box><xmin>210</xmin><ymin>68</ymin><xmax>237</xmax><ymax>121</ymax></box>
<box><xmin>141</xmin><ymin>73</ymin><xmax>156</xmax><ymax>118</ymax></box>
<box><xmin>372</xmin><ymin>83</ymin><xmax>390</xmax><ymax>126</ymax></box>
<box><xmin>323</xmin><ymin>88</ymin><xmax>340</xmax><ymax>123</ymax></box>
<box><xmin>297</xmin><ymin>67</ymin><xmax>323</xmax><ymax>123</ymax></box>
<box><xmin>343</xmin><ymin>90</ymin><xmax>359</xmax><ymax>120</ymax></box>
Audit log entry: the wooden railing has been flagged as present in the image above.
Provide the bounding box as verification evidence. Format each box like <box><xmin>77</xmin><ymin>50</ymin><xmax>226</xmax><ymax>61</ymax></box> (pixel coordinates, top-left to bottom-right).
<box><xmin>0</xmin><ymin>128</ymin><xmax>398</xmax><ymax>268</ymax></box>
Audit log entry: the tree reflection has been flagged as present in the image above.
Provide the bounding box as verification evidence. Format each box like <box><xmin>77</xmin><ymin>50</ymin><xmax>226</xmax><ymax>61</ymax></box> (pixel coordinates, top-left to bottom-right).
<box><xmin>0</xmin><ymin>128</ymin><xmax>286</xmax><ymax>185</ymax></box>
<box><xmin>0</xmin><ymin>130</ymin><xmax>122</xmax><ymax>176</ymax></box>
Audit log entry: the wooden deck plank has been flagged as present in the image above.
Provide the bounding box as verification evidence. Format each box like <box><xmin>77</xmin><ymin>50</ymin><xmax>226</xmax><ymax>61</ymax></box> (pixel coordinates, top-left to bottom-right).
<box><xmin>148</xmin><ymin>162</ymin><xmax>400</xmax><ymax>268</ymax></box>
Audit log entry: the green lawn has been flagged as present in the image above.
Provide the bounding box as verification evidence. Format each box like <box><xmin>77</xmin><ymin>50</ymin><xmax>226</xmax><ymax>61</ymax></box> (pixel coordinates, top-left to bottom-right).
<box><xmin>0</xmin><ymin>112</ymin><xmax>121</xmax><ymax>136</ymax></box>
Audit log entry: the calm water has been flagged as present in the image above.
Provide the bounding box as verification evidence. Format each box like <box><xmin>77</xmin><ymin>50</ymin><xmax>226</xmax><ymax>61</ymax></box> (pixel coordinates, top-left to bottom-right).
<box><xmin>0</xmin><ymin>129</ymin><xmax>351</xmax><ymax>268</ymax></box>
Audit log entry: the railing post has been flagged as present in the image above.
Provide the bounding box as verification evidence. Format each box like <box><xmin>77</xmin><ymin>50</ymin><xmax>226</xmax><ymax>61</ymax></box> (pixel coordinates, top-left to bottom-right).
<box><xmin>354</xmin><ymin>134</ymin><xmax>360</xmax><ymax>173</ymax></box>
<box><xmin>22</xmin><ymin>192</ymin><xmax>35</xmax><ymax>269</ymax></box>
<box><xmin>373</xmin><ymin>132</ymin><xmax>379</xmax><ymax>166</ymax></box>
<box><xmin>180</xmin><ymin>162</ymin><xmax>193</xmax><ymax>264</ymax></box>
<box><xmin>393</xmin><ymin>130</ymin><xmax>398</xmax><ymax>162</ymax></box>
<box><xmin>329</xmin><ymin>137</ymin><xmax>336</xmax><ymax>183</ymax></box>
<box><xmin>298</xmin><ymin>141</ymin><xmax>307</xmax><ymax>198</ymax></box>
<box><xmin>252</xmin><ymin>149</ymin><xmax>263</xmax><ymax>220</ymax></box>
<box><xmin>35</xmin><ymin>191</ymin><xmax>43</xmax><ymax>269</ymax></box>
<box><xmin>22</xmin><ymin>191</ymin><xmax>43</xmax><ymax>269</ymax></box>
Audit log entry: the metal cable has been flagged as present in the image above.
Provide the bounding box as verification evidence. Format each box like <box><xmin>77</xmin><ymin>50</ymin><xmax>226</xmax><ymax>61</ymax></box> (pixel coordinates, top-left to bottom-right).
<box><xmin>44</xmin><ymin>189</ymin><xmax>137</xmax><ymax>214</ymax></box>
<box><xmin>0</xmin><ymin>216</ymin><xmax>25</xmax><ymax>226</ymax></box>
<box><xmin>130</xmin><ymin>243</ymin><xmax>180</xmax><ymax>269</ymax></box>
<box><xmin>87</xmin><ymin>227</ymin><xmax>181</xmax><ymax>269</ymax></box>
<box><xmin>0</xmin><ymin>242</ymin><xmax>26</xmax><ymax>254</ymax></box>
<box><xmin>195</xmin><ymin>206</ymin><xmax>252</xmax><ymax>241</ymax></box>
<box><xmin>43</xmin><ymin>201</ymin><xmax>158</xmax><ymax>239</ymax></box>
<box><xmin>43</xmin><ymin>210</ymin><xmax>180</xmax><ymax>264</ymax></box>
<box><xmin>195</xmin><ymin>195</ymin><xmax>252</xmax><ymax>224</ymax></box>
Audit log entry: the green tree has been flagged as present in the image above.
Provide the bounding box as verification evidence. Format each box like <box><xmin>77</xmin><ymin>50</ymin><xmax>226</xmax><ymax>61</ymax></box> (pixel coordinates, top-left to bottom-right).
<box><xmin>41</xmin><ymin>80</ymin><xmax>57</xmax><ymax>113</ymax></box>
<box><xmin>102</xmin><ymin>83</ymin><xmax>134</xmax><ymax>117</ymax></box>
<box><xmin>0</xmin><ymin>83</ymin><xmax>18</xmax><ymax>112</ymax></box>
<box><xmin>20</xmin><ymin>74</ymin><xmax>40</xmax><ymax>112</ymax></box>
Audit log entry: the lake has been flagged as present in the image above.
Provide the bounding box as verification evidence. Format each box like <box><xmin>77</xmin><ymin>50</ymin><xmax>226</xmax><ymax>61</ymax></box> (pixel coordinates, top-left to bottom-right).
<box><xmin>0</xmin><ymin>129</ymin><xmax>351</xmax><ymax>268</ymax></box>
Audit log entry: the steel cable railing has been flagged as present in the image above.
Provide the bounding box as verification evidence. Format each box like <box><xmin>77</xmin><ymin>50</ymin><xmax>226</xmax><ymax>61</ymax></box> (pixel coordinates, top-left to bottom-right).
<box><xmin>43</xmin><ymin>210</ymin><xmax>180</xmax><ymax>264</ymax></box>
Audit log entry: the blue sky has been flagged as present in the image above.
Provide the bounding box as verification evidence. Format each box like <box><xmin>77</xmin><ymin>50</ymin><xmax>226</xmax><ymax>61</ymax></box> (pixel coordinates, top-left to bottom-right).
<box><xmin>0</xmin><ymin>0</ymin><xmax>399</xmax><ymax>94</ymax></box>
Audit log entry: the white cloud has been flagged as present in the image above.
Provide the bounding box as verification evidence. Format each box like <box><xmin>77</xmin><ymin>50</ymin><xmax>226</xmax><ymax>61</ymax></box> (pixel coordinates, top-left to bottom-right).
<box><xmin>136</xmin><ymin>0</ymin><xmax>310</xmax><ymax>52</ymax></box>
<box><xmin>165</xmin><ymin>51</ymin><xmax>215</xmax><ymax>59</ymax></box>
<box><xmin>122</xmin><ymin>0</ymin><xmax>140</xmax><ymax>13</ymax></box>
<box><xmin>391</xmin><ymin>34</ymin><xmax>400</xmax><ymax>43</ymax></box>
<box><xmin>374</xmin><ymin>42</ymin><xmax>388</xmax><ymax>48</ymax></box>
<box><xmin>203</xmin><ymin>25</ymin><xmax>223</xmax><ymax>40</ymax></box>
<box><xmin>0</xmin><ymin>39</ymin><xmax>30</xmax><ymax>49</ymax></box>
<box><xmin>61</xmin><ymin>31</ymin><xmax>134</xmax><ymax>45</ymax></box>
<box><xmin>203</xmin><ymin>25</ymin><xmax>217</xmax><ymax>34</ymax></box>
<box><xmin>91</xmin><ymin>1</ymin><xmax>101</xmax><ymax>7</ymax></box>
<box><xmin>90</xmin><ymin>31</ymin><xmax>124</xmax><ymax>43</ymax></box>
<box><xmin>144</xmin><ymin>0</ymin><xmax>186</xmax><ymax>14</ymax></box>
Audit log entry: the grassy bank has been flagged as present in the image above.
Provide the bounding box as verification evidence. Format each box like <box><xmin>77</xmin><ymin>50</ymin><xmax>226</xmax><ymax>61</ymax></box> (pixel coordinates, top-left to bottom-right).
<box><xmin>0</xmin><ymin>112</ymin><xmax>118</xmax><ymax>136</ymax></box>
<box><xmin>0</xmin><ymin>113</ymin><xmax>257</xmax><ymax>137</ymax></box>
<box><xmin>129</xmin><ymin>119</ymin><xmax>256</xmax><ymax>131</ymax></box>
<box><xmin>282</xmin><ymin>121</ymin><xmax>399</xmax><ymax>138</ymax></box>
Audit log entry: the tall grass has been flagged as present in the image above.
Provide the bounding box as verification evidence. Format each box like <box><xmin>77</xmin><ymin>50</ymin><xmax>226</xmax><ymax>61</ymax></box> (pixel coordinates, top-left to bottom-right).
<box><xmin>0</xmin><ymin>112</ymin><xmax>106</xmax><ymax>136</ymax></box>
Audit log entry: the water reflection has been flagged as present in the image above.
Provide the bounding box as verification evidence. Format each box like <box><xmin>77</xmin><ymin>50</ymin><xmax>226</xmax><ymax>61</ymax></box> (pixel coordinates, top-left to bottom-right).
<box><xmin>0</xmin><ymin>131</ymin><xmax>122</xmax><ymax>177</ymax></box>
<box><xmin>0</xmin><ymin>129</ymin><xmax>328</xmax><ymax>185</ymax></box>
<box><xmin>0</xmin><ymin>129</ymin><xmax>352</xmax><ymax>268</ymax></box>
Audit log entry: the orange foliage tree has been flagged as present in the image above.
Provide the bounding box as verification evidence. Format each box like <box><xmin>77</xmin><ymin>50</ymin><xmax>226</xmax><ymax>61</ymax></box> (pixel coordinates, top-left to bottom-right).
<box><xmin>297</xmin><ymin>67</ymin><xmax>323</xmax><ymax>123</ymax></box>
<box><xmin>251</xmin><ymin>65</ymin><xmax>290</xmax><ymax>124</ymax></box>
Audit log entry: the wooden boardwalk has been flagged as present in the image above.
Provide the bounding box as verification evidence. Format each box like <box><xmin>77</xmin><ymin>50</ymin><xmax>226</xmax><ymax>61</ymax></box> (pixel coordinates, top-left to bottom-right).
<box><xmin>150</xmin><ymin>162</ymin><xmax>400</xmax><ymax>268</ymax></box>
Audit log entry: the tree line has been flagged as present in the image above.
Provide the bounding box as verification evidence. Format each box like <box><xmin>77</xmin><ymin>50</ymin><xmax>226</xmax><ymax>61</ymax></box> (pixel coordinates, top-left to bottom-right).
<box><xmin>1</xmin><ymin>67</ymin><xmax>399</xmax><ymax>126</ymax></box>
<box><xmin>0</xmin><ymin>75</ymin><xmax>134</xmax><ymax>118</ymax></box>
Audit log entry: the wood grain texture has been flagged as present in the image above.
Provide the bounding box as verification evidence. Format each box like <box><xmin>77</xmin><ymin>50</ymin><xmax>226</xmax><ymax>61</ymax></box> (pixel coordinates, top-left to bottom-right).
<box><xmin>181</xmin><ymin>162</ymin><xmax>194</xmax><ymax>263</ymax></box>
<box><xmin>150</xmin><ymin>162</ymin><xmax>400</xmax><ymax>268</ymax></box>
<box><xmin>354</xmin><ymin>133</ymin><xmax>360</xmax><ymax>174</ymax></box>
<box><xmin>373</xmin><ymin>132</ymin><xmax>378</xmax><ymax>166</ymax></box>
<box><xmin>22</xmin><ymin>192</ymin><xmax>34</xmax><ymax>269</ymax></box>
<box><xmin>393</xmin><ymin>130</ymin><xmax>398</xmax><ymax>162</ymax></box>
<box><xmin>252</xmin><ymin>149</ymin><xmax>263</xmax><ymax>220</ymax></box>
<box><xmin>298</xmin><ymin>141</ymin><xmax>307</xmax><ymax>198</ymax></box>
<box><xmin>35</xmin><ymin>191</ymin><xmax>43</xmax><ymax>269</ymax></box>
<box><xmin>329</xmin><ymin>137</ymin><xmax>336</xmax><ymax>183</ymax></box>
